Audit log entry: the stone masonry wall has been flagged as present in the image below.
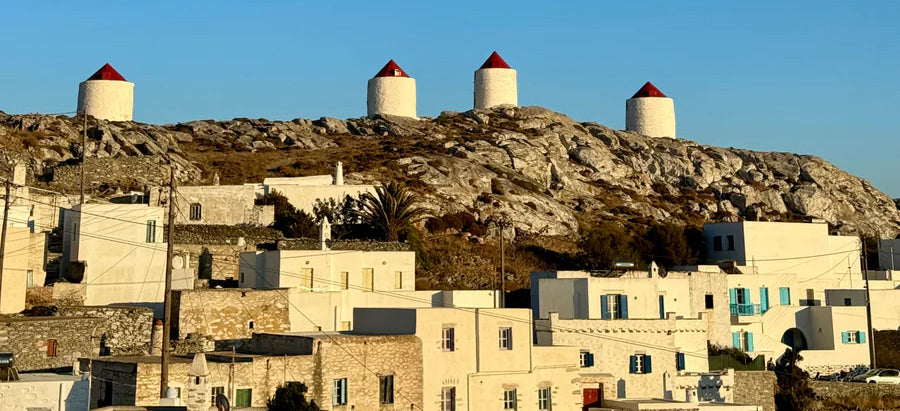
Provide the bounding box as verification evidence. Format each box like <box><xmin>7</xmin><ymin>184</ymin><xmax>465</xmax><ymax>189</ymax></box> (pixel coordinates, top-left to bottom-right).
<box><xmin>733</xmin><ymin>371</ymin><xmax>776</xmax><ymax>411</ymax></box>
<box><xmin>0</xmin><ymin>316</ymin><xmax>102</xmax><ymax>371</ymax></box>
<box><xmin>810</xmin><ymin>380</ymin><xmax>900</xmax><ymax>403</ymax></box>
<box><xmin>50</xmin><ymin>156</ymin><xmax>174</xmax><ymax>193</ymax></box>
<box><xmin>171</xmin><ymin>289</ymin><xmax>290</xmax><ymax>343</ymax></box>
<box><xmin>55</xmin><ymin>305</ymin><xmax>153</xmax><ymax>356</ymax></box>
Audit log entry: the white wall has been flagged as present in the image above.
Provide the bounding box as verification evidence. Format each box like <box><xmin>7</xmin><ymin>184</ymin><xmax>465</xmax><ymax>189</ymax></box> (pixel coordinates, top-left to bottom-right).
<box><xmin>474</xmin><ymin>68</ymin><xmax>517</xmax><ymax>109</ymax></box>
<box><xmin>0</xmin><ymin>375</ymin><xmax>89</xmax><ymax>410</ymax></box>
<box><xmin>367</xmin><ymin>77</ymin><xmax>417</xmax><ymax>118</ymax></box>
<box><xmin>263</xmin><ymin>183</ymin><xmax>374</xmax><ymax>216</ymax></box>
<box><xmin>625</xmin><ymin>97</ymin><xmax>675</xmax><ymax>138</ymax></box>
<box><xmin>77</xmin><ymin>80</ymin><xmax>134</xmax><ymax>121</ymax></box>
<box><xmin>0</xmin><ymin>227</ymin><xmax>44</xmax><ymax>313</ymax></box>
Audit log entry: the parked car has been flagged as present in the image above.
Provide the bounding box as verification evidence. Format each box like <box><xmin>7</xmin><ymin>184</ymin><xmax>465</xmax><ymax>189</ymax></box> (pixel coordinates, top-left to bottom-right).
<box><xmin>851</xmin><ymin>368</ymin><xmax>900</xmax><ymax>384</ymax></box>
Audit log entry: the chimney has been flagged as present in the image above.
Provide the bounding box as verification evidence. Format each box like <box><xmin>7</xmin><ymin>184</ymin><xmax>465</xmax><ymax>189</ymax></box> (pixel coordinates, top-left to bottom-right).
<box><xmin>319</xmin><ymin>217</ymin><xmax>332</xmax><ymax>250</ymax></box>
<box><xmin>150</xmin><ymin>319</ymin><xmax>164</xmax><ymax>355</ymax></box>
<box><xmin>334</xmin><ymin>162</ymin><xmax>344</xmax><ymax>186</ymax></box>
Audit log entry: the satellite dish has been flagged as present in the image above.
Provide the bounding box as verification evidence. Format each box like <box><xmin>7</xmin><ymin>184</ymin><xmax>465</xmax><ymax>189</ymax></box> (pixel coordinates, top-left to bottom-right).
<box><xmin>215</xmin><ymin>394</ymin><xmax>230</xmax><ymax>411</ymax></box>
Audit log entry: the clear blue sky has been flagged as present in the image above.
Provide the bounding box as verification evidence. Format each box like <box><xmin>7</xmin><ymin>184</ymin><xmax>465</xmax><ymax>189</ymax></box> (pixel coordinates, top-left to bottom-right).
<box><xmin>2</xmin><ymin>1</ymin><xmax>898</xmax><ymax>195</ymax></box>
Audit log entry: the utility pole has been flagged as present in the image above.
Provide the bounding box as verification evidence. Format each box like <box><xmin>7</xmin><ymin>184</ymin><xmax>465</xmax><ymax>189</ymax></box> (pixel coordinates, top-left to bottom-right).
<box><xmin>862</xmin><ymin>236</ymin><xmax>877</xmax><ymax>369</ymax></box>
<box><xmin>499</xmin><ymin>217</ymin><xmax>507</xmax><ymax>309</ymax></box>
<box><xmin>159</xmin><ymin>164</ymin><xmax>176</xmax><ymax>399</ymax></box>
<box><xmin>80</xmin><ymin>114</ymin><xmax>87</xmax><ymax>205</ymax></box>
<box><xmin>0</xmin><ymin>180</ymin><xmax>11</xmax><ymax>299</ymax></box>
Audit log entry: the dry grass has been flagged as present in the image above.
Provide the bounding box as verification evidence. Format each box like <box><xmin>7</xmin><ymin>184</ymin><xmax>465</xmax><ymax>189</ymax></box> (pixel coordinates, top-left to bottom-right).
<box><xmin>814</xmin><ymin>392</ymin><xmax>900</xmax><ymax>410</ymax></box>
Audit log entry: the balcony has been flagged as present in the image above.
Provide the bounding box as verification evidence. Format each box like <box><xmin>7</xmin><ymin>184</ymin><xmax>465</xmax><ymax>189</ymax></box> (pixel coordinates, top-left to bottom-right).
<box><xmin>730</xmin><ymin>304</ymin><xmax>769</xmax><ymax>316</ymax></box>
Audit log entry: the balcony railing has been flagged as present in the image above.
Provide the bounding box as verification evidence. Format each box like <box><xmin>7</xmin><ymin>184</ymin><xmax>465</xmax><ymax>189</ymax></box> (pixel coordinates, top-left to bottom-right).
<box><xmin>730</xmin><ymin>303</ymin><xmax>769</xmax><ymax>316</ymax></box>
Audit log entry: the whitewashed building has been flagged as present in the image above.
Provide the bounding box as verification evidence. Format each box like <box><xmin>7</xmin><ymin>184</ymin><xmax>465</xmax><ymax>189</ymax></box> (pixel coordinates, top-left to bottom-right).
<box><xmin>625</xmin><ymin>82</ymin><xmax>676</xmax><ymax>138</ymax></box>
<box><xmin>77</xmin><ymin>63</ymin><xmax>134</xmax><ymax>122</ymax></box>
<box><xmin>474</xmin><ymin>51</ymin><xmax>517</xmax><ymax>109</ymax></box>
<box><xmin>367</xmin><ymin>60</ymin><xmax>417</xmax><ymax>118</ymax></box>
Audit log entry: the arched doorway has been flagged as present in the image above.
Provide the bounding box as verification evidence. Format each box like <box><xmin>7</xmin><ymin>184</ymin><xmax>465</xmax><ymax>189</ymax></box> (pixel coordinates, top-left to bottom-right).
<box><xmin>781</xmin><ymin>328</ymin><xmax>808</xmax><ymax>350</ymax></box>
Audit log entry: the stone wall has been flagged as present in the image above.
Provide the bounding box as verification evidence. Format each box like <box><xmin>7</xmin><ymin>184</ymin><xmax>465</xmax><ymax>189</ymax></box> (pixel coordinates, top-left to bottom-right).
<box><xmin>49</xmin><ymin>156</ymin><xmax>174</xmax><ymax>193</ymax></box>
<box><xmin>171</xmin><ymin>289</ymin><xmax>290</xmax><ymax>346</ymax></box>
<box><xmin>733</xmin><ymin>371</ymin><xmax>776</xmax><ymax>411</ymax></box>
<box><xmin>0</xmin><ymin>316</ymin><xmax>102</xmax><ymax>371</ymax></box>
<box><xmin>276</xmin><ymin>238</ymin><xmax>411</xmax><ymax>251</ymax></box>
<box><xmin>172</xmin><ymin>243</ymin><xmax>255</xmax><ymax>281</ymax></box>
<box><xmin>810</xmin><ymin>380</ymin><xmax>900</xmax><ymax>401</ymax></box>
<box><xmin>56</xmin><ymin>306</ymin><xmax>153</xmax><ymax>356</ymax></box>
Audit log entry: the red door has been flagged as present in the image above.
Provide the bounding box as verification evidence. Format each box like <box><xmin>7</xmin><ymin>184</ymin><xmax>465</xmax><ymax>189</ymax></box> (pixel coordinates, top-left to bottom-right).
<box><xmin>583</xmin><ymin>388</ymin><xmax>602</xmax><ymax>410</ymax></box>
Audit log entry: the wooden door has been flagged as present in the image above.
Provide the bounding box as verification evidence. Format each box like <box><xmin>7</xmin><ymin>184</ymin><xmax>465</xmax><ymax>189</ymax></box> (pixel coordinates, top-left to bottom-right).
<box><xmin>583</xmin><ymin>388</ymin><xmax>602</xmax><ymax>410</ymax></box>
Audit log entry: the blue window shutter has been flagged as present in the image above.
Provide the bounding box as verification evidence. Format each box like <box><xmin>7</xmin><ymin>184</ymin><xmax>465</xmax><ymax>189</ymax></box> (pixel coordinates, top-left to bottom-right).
<box><xmin>341</xmin><ymin>379</ymin><xmax>347</xmax><ymax>404</ymax></box>
<box><xmin>780</xmin><ymin>287</ymin><xmax>790</xmax><ymax>305</ymax></box>
<box><xmin>619</xmin><ymin>295</ymin><xmax>629</xmax><ymax>319</ymax></box>
<box><xmin>729</xmin><ymin>289</ymin><xmax>737</xmax><ymax>305</ymax></box>
<box><xmin>644</xmin><ymin>355</ymin><xmax>652</xmax><ymax>373</ymax></box>
<box><xmin>841</xmin><ymin>332</ymin><xmax>850</xmax><ymax>344</ymax></box>
<box><xmin>732</xmin><ymin>332</ymin><xmax>740</xmax><ymax>349</ymax></box>
<box><xmin>759</xmin><ymin>287</ymin><xmax>769</xmax><ymax>312</ymax></box>
<box><xmin>743</xmin><ymin>288</ymin><xmax>752</xmax><ymax>304</ymax></box>
<box><xmin>629</xmin><ymin>356</ymin><xmax>637</xmax><ymax>374</ymax></box>
<box><xmin>747</xmin><ymin>333</ymin><xmax>754</xmax><ymax>352</ymax></box>
<box><xmin>858</xmin><ymin>331</ymin><xmax>866</xmax><ymax>344</ymax></box>
<box><xmin>676</xmin><ymin>353</ymin><xmax>685</xmax><ymax>371</ymax></box>
<box><xmin>601</xmin><ymin>295</ymin><xmax>610</xmax><ymax>319</ymax></box>
<box><xmin>588</xmin><ymin>353</ymin><xmax>594</xmax><ymax>367</ymax></box>
<box><xmin>659</xmin><ymin>295</ymin><xmax>665</xmax><ymax>319</ymax></box>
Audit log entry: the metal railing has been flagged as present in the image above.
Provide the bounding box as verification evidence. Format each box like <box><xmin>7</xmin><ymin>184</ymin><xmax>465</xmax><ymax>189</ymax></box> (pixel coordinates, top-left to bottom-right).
<box><xmin>729</xmin><ymin>303</ymin><xmax>769</xmax><ymax>316</ymax></box>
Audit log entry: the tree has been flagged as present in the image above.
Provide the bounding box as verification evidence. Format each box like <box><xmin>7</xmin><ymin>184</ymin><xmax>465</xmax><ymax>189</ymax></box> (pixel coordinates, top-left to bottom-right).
<box><xmin>353</xmin><ymin>182</ymin><xmax>427</xmax><ymax>241</ymax></box>
<box><xmin>578</xmin><ymin>222</ymin><xmax>643</xmax><ymax>270</ymax></box>
<box><xmin>257</xmin><ymin>190</ymin><xmax>316</xmax><ymax>238</ymax></box>
<box><xmin>773</xmin><ymin>349</ymin><xmax>815</xmax><ymax>411</ymax></box>
<box><xmin>267</xmin><ymin>382</ymin><xmax>319</xmax><ymax>411</ymax></box>
<box><xmin>312</xmin><ymin>196</ymin><xmax>358</xmax><ymax>239</ymax></box>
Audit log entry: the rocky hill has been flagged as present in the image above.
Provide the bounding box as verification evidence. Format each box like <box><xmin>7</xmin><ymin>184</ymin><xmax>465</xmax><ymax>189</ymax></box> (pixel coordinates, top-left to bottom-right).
<box><xmin>1</xmin><ymin>106</ymin><xmax>898</xmax><ymax>240</ymax></box>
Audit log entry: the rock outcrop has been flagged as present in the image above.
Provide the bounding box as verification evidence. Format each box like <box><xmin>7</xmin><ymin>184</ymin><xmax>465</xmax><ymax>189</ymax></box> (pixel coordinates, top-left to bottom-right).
<box><xmin>1</xmin><ymin>107</ymin><xmax>897</xmax><ymax>238</ymax></box>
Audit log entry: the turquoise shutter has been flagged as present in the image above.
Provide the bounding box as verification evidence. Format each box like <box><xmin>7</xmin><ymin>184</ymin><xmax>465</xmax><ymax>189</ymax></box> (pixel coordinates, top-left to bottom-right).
<box><xmin>858</xmin><ymin>331</ymin><xmax>866</xmax><ymax>344</ymax></box>
<box><xmin>601</xmin><ymin>295</ymin><xmax>610</xmax><ymax>319</ymax></box>
<box><xmin>729</xmin><ymin>289</ymin><xmax>737</xmax><ymax>305</ymax></box>
<box><xmin>659</xmin><ymin>295</ymin><xmax>665</xmax><ymax>319</ymax></box>
<box><xmin>747</xmin><ymin>333</ymin><xmax>754</xmax><ymax>352</ymax></box>
<box><xmin>759</xmin><ymin>287</ymin><xmax>769</xmax><ymax>312</ymax></box>
<box><xmin>779</xmin><ymin>287</ymin><xmax>790</xmax><ymax>305</ymax></box>
<box><xmin>841</xmin><ymin>332</ymin><xmax>850</xmax><ymax>344</ymax></box>
<box><xmin>629</xmin><ymin>356</ymin><xmax>637</xmax><ymax>373</ymax></box>
<box><xmin>743</xmin><ymin>288</ymin><xmax>752</xmax><ymax>304</ymax></box>
<box><xmin>732</xmin><ymin>332</ymin><xmax>740</xmax><ymax>349</ymax></box>
<box><xmin>644</xmin><ymin>355</ymin><xmax>653</xmax><ymax>373</ymax></box>
<box><xmin>619</xmin><ymin>295</ymin><xmax>629</xmax><ymax>319</ymax></box>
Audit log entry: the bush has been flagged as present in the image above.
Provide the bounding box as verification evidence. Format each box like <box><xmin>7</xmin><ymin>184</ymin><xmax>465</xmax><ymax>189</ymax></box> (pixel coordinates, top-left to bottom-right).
<box><xmin>257</xmin><ymin>190</ymin><xmax>317</xmax><ymax>238</ymax></box>
<box><xmin>267</xmin><ymin>381</ymin><xmax>318</xmax><ymax>411</ymax></box>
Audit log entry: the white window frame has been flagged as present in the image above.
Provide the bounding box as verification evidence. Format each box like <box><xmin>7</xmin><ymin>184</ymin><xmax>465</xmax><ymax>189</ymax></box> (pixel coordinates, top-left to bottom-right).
<box><xmin>145</xmin><ymin>220</ymin><xmax>156</xmax><ymax>243</ymax></box>
<box><xmin>499</xmin><ymin>327</ymin><xmax>512</xmax><ymax>350</ymax></box>
<box><xmin>189</xmin><ymin>203</ymin><xmax>202</xmax><ymax>221</ymax></box>
<box><xmin>848</xmin><ymin>330</ymin><xmax>859</xmax><ymax>343</ymax></box>
<box><xmin>608</xmin><ymin>294</ymin><xmax>621</xmax><ymax>319</ymax></box>
<box><xmin>538</xmin><ymin>387</ymin><xmax>552</xmax><ymax>410</ymax></box>
<box><xmin>340</xmin><ymin>271</ymin><xmax>349</xmax><ymax>290</ymax></box>
<box><xmin>441</xmin><ymin>386</ymin><xmax>456</xmax><ymax>411</ymax></box>
<box><xmin>26</xmin><ymin>270</ymin><xmax>34</xmax><ymax>288</ymax></box>
<box><xmin>579</xmin><ymin>351</ymin><xmax>590</xmax><ymax>367</ymax></box>
<box><xmin>333</xmin><ymin>378</ymin><xmax>347</xmax><ymax>405</ymax></box>
<box><xmin>442</xmin><ymin>327</ymin><xmax>455</xmax><ymax>352</ymax></box>
<box><xmin>635</xmin><ymin>354</ymin><xmax>647</xmax><ymax>374</ymax></box>
<box><xmin>738</xmin><ymin>331</ymin><xmax>750</xmax><ymax>351</ymax></box>
<box><xmin>503</xmin><ymin>388</ymin><xmax>517</xmax><ymax>410</ymax></box>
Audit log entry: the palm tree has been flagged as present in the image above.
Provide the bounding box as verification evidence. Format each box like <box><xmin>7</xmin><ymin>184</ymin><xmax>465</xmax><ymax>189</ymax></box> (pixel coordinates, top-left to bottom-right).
<box><xmin>354</xmin><ymin>182</ymin><xmax>427</xmax><ymax>241</ymax></box>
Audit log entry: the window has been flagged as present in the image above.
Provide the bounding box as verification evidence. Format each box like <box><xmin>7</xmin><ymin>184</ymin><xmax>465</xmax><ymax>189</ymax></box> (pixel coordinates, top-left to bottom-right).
<box><xmin>301</xmin><ymin>267</ymin><xmax>314</xmax><ymax>289</ymax></box>
<box><xmin>189</xmin><ymin>203</ymin><xmax>202</xmax><ymax>221</ymax></box>
<box><xmin>538</xmin><ymin>387</ymin><xmax>552</xmax><ymax>410</ymax></box>
<box><xmin>240</xmin><ymin>272</ymin><xmax>245</xmax><ymax>283</ymax></box>
<box><xmin>235</xmin><ymin>388</ymin><xmax>252</xmax><ymax>408</ymax></box>
<box><xmin>842</xmin><ymin>331</ymin><xmax>866</xmax><ymax>344</ymax></box>
<box><xmin>713</xmin><ymin>236</ymin><xmax>723</xmax><ymax>252</ymax></box>
<box><xmin>332</xmin><ymin>378</ymin><xmax>348</xmax><ymax>405</ymax></box>
<box><xmin>705</xmin><ymin>294</ymin><xmax>714</xmax><ymax>309</ymax></box>
<box><xmin>579</xmin><ymin>351</ymin><xmax>594</xmax><ymax>367</ymax></box>
<box><xmin>210</xmin><ymin>386</ymin><xmax>225</xmax><ymax>405</ymax></box>
<box><xmin>394</xmin><ymin>271</ymin><xmax>403</xmax><ymax>289</ymax></box>
<box><xmin>72</xmin><ymin>223</ymin><xmax>79</xmax><ymax>243</ymax></box>
<box><xmin>675</xmin><ymin>352</ymin><xmax>686</xmax><ymax>371</ymax></box>
<box><xmin>379</xmin><ymin>375</ymin><xmax>394</xmax><ymax>404</ymax></box>
<box><xmin>442</xmin><ymin>327</ymin><xmax>455</xmax><ymax>351</ymax></box>
<box><xmin>658</xmin><ymin>295</ymin><xmax>665</xmax><ymax>319</ymax></box>
<box><xmin>26</xmin><ymin>270</ymin><xmax>34</xmax><ymax>288</ymax></box>
<box><xmin>726</xmin><ymin>235</ymin><xmax>735</xmax><ymax>251</ymax></box>
<box><xmin>844</xmin><ymin>297</ymin><xmax>852</xmax><ymax>306</ymax></box>
<box><xmin>503</xmin><ymin>388</ymin><xmax>517</xmax><ymax>410</ymax></box>
<box><xmin>341</xmin><ymin>321</ymin><xmax>351</xmax><ymax>331</ymax></box>
<box><xmin>499</xmin><ymin>327</ymin><xmax>513</xmax><ymax>350</ymax></box>
<box><xmin>441</xmin><ymin>387</ymin><xmax>456</xmax><ymax>411</ymax></box>
<box><xmin>732</xmin><ymin>331</ymin><xmax>754</xmax><ymax>351</ymax></box>
<box><xmin>145</xmin><ymin>220</ymin><xmax>156</xmax><ymax>243</ymax></box>
<box><xmin>735</xmin><ymin>288</ymin><xmax>749</xmax><ymax>305</ymax></box>
<box><xmin>248</xmin><ymin>321</ymin><xmax>255</xmax><ymax>330</ymax></box>
<box><xmin>779</xmin><ymin>287</ymin><xmax>791</xmax><ymax>305</ymax></box>
<box><xmin>340</xmin><ymin>271</ymin><xmax>349</xmax><ymax>290</ymax></box>
<box><xmin>47</xmin><ymin>339</ymin><xmax>57</xmax><ymax>357</ymax></box>
<box><xmin>629</xmin><ymin>354</ymin><xmax>652</xmax><ymax>374</ymax></box>
<box><xmin>601</xmin><ymin>294</ymin><xmax>628</xmax><ymax>319</ymax></box>
<box><xmin>362</xmin><ymin>268</ymin><xmax>374</xmax><ymax>291</ymax></box>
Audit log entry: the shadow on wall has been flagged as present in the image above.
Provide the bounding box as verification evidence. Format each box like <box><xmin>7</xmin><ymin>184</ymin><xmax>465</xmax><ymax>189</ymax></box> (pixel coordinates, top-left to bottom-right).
<box><xmin>698</xmin><ymin>375</ymin><xmax>725</xmax><ymax>402</ymax></box>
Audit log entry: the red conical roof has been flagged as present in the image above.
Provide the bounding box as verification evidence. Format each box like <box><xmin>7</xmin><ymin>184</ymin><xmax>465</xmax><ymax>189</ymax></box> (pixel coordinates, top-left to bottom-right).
<box><xmin>631</xmin><ymin>82</ymin><xmax>667</xmax><ymax>98</ymax></box>
<box><xmin>86</xmin><ymin>63</ymin><xmax>127</xmax><ymax>81</ymax></box>
<box><xmin>479</xmin><ymin>51</ymin><xmax>511</xmax><ymax>69</ymax></box>
<box><xmin>373</xmin><ymin>60</ymin><xmax>410</xmax><ymax>78</ymax></box>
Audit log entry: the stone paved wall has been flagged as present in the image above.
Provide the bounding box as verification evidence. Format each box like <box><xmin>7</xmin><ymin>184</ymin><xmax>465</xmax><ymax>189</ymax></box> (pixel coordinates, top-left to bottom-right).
<box><xmin>172</xmin><ymin>243</ymin><xmax>256</xmax><ymax>281</ymax></box>
<box><xmin>276</xmin><ymin>238</ymin><xmax>411</xmax><ymax>251</ymax></box>
<box><xmin>733</xmin><ymin>371</ymin><xmax>776</xmax><ymax>411</ymax></box>
<box><xmin>0</xmin><ymin>316</ymin><xmax>102</xmax><ymax>371</ymax></box>
<box><xmin>56</xmin><ymin>305</ymin><xmax>153</xmax><ymax>355</ymax></box>
<box><xmin>50</xmin><ymin>156</ymin><xmax>174</xmax><ymax>193</ymax></box>
<box><xmin>171</xmin><ymin>289</ymin><xmax>290</xmax><ymax>343</ymax></box>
